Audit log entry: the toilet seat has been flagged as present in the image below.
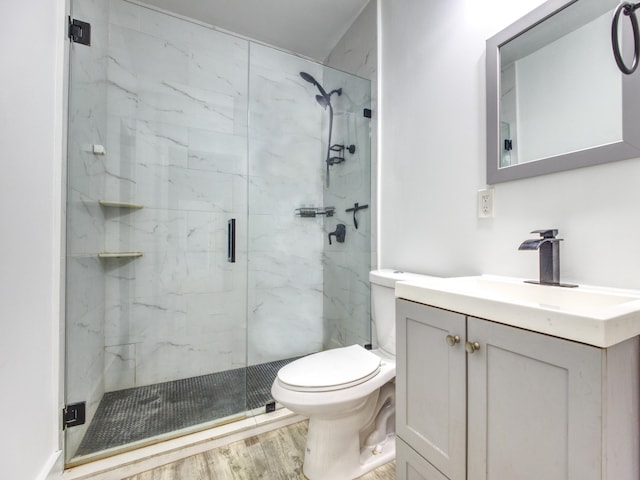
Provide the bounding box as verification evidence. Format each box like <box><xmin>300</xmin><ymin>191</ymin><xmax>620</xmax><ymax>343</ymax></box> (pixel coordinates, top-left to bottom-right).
<box><xmin>277</xmin><ymin>345</ymin><xmax>381</xmax><ymax>392</ymax></box>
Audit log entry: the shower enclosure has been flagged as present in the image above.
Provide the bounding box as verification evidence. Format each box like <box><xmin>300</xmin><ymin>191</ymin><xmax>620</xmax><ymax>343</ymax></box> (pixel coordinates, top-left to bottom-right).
<box><xmin>65</xmin><ymin>0</ymin><xmax>372</xmax><ymax>464</ymax></box>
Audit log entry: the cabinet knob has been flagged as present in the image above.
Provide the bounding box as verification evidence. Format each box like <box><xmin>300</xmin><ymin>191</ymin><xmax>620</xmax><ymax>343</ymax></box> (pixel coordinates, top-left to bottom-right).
<box><xmin>445</xmin><ymin>334</ymin><xmax>461</xmax><ymax>346</ymax></box>
<box><xmin>465</xmin><ymin>341</ymin><xmax>481</xmax><ymax>354</ymax></box>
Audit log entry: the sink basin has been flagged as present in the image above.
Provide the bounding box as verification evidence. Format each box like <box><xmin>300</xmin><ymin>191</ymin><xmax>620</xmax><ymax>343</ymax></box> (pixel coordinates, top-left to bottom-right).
<box><xmin>395</xmin><ymin>275</ymin><xmax>640</xmax><ymax>347</ymax></box>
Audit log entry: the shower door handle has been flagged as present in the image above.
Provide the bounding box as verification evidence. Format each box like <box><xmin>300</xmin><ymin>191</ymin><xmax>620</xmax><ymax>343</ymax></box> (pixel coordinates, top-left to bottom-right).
<box><xmin>227</xmin><ymin>219</ymin><xmax>236</xmax><ymax>263</ymax></box>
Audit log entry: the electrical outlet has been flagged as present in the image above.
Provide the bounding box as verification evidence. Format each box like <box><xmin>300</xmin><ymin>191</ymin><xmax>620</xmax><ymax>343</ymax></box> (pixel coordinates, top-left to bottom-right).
<box><xmin>477</xmin><ymin>188</ymin><xmax>495</xmax><ymax>218</ymax></box>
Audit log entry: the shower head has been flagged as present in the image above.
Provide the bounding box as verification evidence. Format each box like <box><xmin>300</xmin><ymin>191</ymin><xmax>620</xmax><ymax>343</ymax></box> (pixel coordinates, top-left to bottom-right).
<box><xmin>301</xmin><ymin>72</ymin><xmax>343</xmax><ymax>111</ymax></box>
<box><xmin>316</xmin><ymin>94</ymin><xmax>330</xmax><ymax>109</ymax></box>
<box><xmin>300</xmin><ymin>71</ymin><xmax>328</xmax><ymax>97</ymax></box>
<box><xmin>300</xmin><ymin>71</ymin><xmax>318</xmax><ymax>85</ymax></box>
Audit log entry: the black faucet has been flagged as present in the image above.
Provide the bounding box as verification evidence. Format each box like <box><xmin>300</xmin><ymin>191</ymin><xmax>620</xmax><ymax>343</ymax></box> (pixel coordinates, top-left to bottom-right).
<box><xmin>518</xmin><ymin>229</ymin><xmax>577</xmax><ymax>287</ymax></box>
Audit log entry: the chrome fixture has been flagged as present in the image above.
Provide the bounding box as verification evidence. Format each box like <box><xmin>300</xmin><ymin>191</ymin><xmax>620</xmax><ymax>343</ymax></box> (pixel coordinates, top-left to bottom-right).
<box><xmin>518</xmin><ymin>229</ymin><xmax>577</xmax><ymax>287</ymax></box>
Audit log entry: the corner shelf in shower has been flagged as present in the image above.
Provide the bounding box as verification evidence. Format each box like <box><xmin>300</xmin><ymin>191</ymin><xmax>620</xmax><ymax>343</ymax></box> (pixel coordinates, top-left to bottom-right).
<box><xmin>98</xmin><ymin>252</ymin><xmax>143</xmax><ymax>259</ymax></box>
<box><xmin>99</xmin><ymin>200</ymin><xmax>144</xmax><ymax>209</ymax></box>
<box><xmin>98</xmin><ymin>202</ymin><xmax>144</xmax><ymax>260</ymax></box>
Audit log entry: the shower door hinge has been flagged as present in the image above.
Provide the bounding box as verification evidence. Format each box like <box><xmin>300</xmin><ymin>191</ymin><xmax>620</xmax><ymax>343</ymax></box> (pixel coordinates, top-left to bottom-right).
<box><xmin>363</xmin><ymin>108</ymin><xmax>372</xmax><ymax>118</ymax></box>
<box><xmin>63</xmin><ymin>401</ymin><xmax>86</xmax><ymax>429</ymax></box>
<box><xmin>68</xmin><ymin>17</ymin><xmax>91</xmax><ymax>46</ymax></box>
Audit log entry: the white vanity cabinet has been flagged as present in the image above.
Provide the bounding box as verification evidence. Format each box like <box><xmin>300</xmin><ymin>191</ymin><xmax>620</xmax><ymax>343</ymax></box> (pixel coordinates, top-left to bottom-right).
<box><xmin>396</xmin><ymin>298</ymin><xmax>640</xmax><ymax>480</ymax></box>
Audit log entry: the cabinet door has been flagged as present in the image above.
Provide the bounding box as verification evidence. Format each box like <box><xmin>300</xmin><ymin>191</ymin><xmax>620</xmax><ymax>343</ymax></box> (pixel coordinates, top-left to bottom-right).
<box><xmin>396</xmin><ymin>299</ymin><xmax>466</xmax><ymax>480</ymax></box>
<box><xmin>397</xmin><ymin>437</ymin><xmax>450</xmax><ymax>480</ymax></box>
<box><xmin>466</xmin><ymin>316</ymin><xmax>602</xmax><ymax>480</ymax></box>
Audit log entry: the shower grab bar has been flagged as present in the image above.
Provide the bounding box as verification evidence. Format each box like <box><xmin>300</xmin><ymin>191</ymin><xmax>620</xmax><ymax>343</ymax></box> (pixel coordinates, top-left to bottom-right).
<box><xmin>295</xmin><ymin>206</ymin><xmax>336</xmax><ymax>218</ymax></box>
<box><xmin>227</xmin><ymin>219</ymin><xmax>236</xmax><ymax>263</ymax></box>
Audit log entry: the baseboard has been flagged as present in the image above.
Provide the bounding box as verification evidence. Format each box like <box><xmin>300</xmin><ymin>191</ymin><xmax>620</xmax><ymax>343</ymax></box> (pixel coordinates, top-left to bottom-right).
<box><xmin>37</xmin><ymin>450</ymin><xmax>64</xmax><ymax>480</ymax></box>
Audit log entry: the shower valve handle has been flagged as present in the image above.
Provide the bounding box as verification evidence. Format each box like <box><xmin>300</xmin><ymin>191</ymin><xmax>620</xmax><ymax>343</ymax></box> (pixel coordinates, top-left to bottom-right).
<box><xmin>328</xmin><ymin>224</ymin><xmax>346</xmax><ymax>245</ymax></box>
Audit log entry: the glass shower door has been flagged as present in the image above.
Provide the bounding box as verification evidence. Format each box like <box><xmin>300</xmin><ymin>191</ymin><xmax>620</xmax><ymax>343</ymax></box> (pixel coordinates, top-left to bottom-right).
<box><xmin>65</xmin><ymin>0</ymin><xmax>373</xmax><ymax>464</ymax></box>
<box><xmin>245</xmin><ymin>44</ymin><xmax>373</xmax><ymax>402</ymax></box>
<box><xmin>65</xmin><ymin>0</ymin><xmax>249</xmax><ymax>463</ymax></box>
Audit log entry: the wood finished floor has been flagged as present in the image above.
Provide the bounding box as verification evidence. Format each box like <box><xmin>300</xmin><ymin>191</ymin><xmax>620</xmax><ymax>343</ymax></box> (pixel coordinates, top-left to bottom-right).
<box><xmin>123</xmin><ymin>421</ymin><xmax>395</xmax><ymax>480</ymax></box>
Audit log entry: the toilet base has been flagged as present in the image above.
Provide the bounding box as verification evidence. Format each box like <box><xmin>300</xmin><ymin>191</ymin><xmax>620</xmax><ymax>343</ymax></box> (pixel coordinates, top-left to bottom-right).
<box><xmin>357</xmin><ymin>432</ymin><xmax>396</xmax><ymax>475</ymax></box>
<box><xmin>301</xmin><ymin>390</ymin><xmax>395</xmax><ymax>480</ymax></box>
<box><xmin>303</xmin><ymin>429</ymin><xmax>395</xmax><ymax>480</ymax></box>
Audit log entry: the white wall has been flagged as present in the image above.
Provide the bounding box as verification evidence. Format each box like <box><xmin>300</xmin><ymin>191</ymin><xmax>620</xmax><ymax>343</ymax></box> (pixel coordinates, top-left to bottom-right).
<box><xmin>0</xmin><ymin>0</ymin><xmax>66</xmax><ymax>479</ymax></box>
<box><xmin>379</xmin><ymin>0</ymin><xmax>640</xmax><ymax>290</ymax></box>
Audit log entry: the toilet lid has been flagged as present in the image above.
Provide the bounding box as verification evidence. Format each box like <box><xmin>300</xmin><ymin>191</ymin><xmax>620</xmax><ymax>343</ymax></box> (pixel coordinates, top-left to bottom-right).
<box><xmin>277</xmin><ymin>345</ymin><xmax>381</xmax><ymax>392</ymax></box>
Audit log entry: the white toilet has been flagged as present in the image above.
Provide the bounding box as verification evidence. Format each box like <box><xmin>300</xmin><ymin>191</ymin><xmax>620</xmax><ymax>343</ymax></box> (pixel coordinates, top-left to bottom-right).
<box><xmin>271</xmin><ymin>269</ymin><xmax>421</xmax><ymax>480</ymax></box>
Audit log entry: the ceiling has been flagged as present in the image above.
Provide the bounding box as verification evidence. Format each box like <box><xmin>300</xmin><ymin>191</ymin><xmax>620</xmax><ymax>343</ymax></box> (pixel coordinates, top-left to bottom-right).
<box><xmin>140</xmin><ymin>0</ymin><xmax>371</xmax><ymax>62</ymax></box>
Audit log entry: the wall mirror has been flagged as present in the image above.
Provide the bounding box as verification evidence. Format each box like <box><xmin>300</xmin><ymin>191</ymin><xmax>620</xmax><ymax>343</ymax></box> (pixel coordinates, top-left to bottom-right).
<box><xmin>486</xmin><ymin>0</ymin><xmax>640</xmax><ymax>184</ymax></box>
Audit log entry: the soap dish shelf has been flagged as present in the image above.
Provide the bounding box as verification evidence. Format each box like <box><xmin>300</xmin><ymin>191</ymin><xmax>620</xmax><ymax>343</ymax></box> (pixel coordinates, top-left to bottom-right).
<box><xmin>295</xmin><ymin>206</ymin><xmax>335</xmax><ymax>218</ymax></box>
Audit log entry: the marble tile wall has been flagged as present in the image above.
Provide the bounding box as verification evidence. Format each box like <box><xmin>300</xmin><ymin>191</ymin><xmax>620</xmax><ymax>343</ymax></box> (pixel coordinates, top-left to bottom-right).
<box><xmin>246</xmin><ymin>44</ymin><xmax>326</xmax><ymax>365</ymax></box>
<box><xmin>101</xmin><ymin>0</ymin><xmax>249</xmax><ymax>389</ymax></box>
<box><xmin>323</xmin><ymin>4</ymin><xmax>376</xmax><ymax>350</ymax></box>
<box><xmin>321</xmin><ymin>70</ymin><xmax>372</xmax><ymax>350</ymax></box>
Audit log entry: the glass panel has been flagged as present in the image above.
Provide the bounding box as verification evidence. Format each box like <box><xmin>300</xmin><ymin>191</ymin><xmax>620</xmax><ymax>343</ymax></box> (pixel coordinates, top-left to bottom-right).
<box><xmin>321</xmin><ymin>66</ymin><xmax>372</xmax><ymax>350</ymax></box>
<box><xmin>65</xmin><ymin>0</ymin><xmax>372</xmax><ymax>464</ymax></box>
<box><xmin>246</xmin><ymin>45</ymin><xmax>372</xmax><ymax>413</ymax></box>
<box><xmin>65</xmin><ymin>0</ymin><xmax>249</xmax><ymax>462</ymax></box>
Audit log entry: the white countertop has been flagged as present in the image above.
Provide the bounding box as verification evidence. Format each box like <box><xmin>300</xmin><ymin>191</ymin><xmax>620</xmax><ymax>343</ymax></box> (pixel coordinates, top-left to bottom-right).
<box><xmin>395</xmin><ymin>275</ymin><xmax>640</xmax><ymax>348</ymax></box>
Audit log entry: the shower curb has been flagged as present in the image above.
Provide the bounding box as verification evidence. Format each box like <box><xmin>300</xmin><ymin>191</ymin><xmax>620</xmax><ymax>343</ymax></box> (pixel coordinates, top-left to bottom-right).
<box><xmin>62</xmin><ymin>409</ymin><xmax>305</xmax><ymax>480</ymax></box>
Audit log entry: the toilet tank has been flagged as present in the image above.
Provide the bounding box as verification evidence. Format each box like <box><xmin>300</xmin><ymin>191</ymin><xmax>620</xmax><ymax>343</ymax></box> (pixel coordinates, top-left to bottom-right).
<box><xmin>370</xmin><ymin>269</ymin><xmax>436</xmax><ymax>355</ymax></box>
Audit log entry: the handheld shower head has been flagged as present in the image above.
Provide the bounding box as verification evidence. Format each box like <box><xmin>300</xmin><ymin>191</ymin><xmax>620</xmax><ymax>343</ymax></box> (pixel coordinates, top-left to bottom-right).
<box><xmin>300</xmin><ymin>72</ymin><xmax>342</xmax><ymax>109</ymax></box>
<box><xmin>300</xmin><ymin>71</ymin><xmax>317</xmax><ymax>85</ymax></box>
<box><xmin>300</xmin><ymin>71</ymin><xmax>328</xmax><ymax>97</ymax></box>
<box><xmin>316</xmin><ymin>94</ymin><xmax>329</xmax><ymax>109</ymax></box>
<box><xmin>300</xmin><ymin>71</ymin><xmax>344</xmax><ymax>188</ymax></box>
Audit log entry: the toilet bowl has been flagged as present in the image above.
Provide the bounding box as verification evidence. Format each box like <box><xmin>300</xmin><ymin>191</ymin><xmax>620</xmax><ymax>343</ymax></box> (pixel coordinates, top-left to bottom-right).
<box><xmin>271</xmin><ymin>269</ymin><xmax>426</xmax><ymax>480</ymax></box>
<box><xmin>271</xmin><ymin>345</ymin><xmax>396</xmax><ymax>480</ymax></box>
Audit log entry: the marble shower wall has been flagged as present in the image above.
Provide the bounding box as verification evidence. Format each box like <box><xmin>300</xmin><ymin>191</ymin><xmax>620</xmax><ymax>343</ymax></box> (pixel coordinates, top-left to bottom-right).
<box><xmin>101</xmin><ymin>0</ymin><xmax>249</xmax><ymax>389</ymax></box>
<box><xmin>324</xmin><ymin>3</ymin><xmax>376</xmax><ymax>350</ymax></box>
<box><xmin>321</xmin><ymin>70</ymin><xmax>372</xmax><ymax>350</ymax></box>
<box><xmin>246</xmin><ymin>45</ymin><xmax>326</xmax><ymax>365</ymax></box>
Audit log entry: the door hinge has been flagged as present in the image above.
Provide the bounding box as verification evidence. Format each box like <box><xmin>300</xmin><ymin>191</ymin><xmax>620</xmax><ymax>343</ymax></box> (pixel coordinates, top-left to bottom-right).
<box><xmin>63</xmin><ymin>402</ymin><xmax>86</xmax><ymax>429</ymax></box>
<box><xmin>363</xmin><ymin>108</ymin><xmax>372</xmax><ymax>118</ymax></box>
<box><xmin>68</xmin><ymin>17</ymin><xmax>91</xmax><ymax>46</ymax></box>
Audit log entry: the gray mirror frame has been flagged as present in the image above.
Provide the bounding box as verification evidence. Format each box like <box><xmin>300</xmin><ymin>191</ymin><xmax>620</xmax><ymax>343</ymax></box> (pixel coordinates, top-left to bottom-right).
<box><xmin>486</xmin><ymin>0</ymin><xmax>640</xmax><ymax>184</ymax></box>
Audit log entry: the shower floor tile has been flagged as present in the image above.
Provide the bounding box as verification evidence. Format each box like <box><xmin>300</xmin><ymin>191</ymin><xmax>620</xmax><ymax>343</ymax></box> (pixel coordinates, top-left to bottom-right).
<box><xmin>76</xmin><ymin>357</ymin><xmax>299</xmax><ymax>457</ymax></box>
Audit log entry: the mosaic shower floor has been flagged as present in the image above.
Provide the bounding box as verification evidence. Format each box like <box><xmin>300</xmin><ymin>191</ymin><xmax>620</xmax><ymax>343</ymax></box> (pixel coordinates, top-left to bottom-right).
<box><xmin>76</xmin><ymin>357</ymin><xmax>299</xmax><ymax>456</ymax></box>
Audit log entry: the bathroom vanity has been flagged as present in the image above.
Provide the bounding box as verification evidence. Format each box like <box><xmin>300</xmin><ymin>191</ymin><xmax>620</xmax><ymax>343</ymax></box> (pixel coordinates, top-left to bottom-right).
<box><xmin>394</xmin><ymin>275</ymin><xmax>640</xmax><ymax>480</ymax></box>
